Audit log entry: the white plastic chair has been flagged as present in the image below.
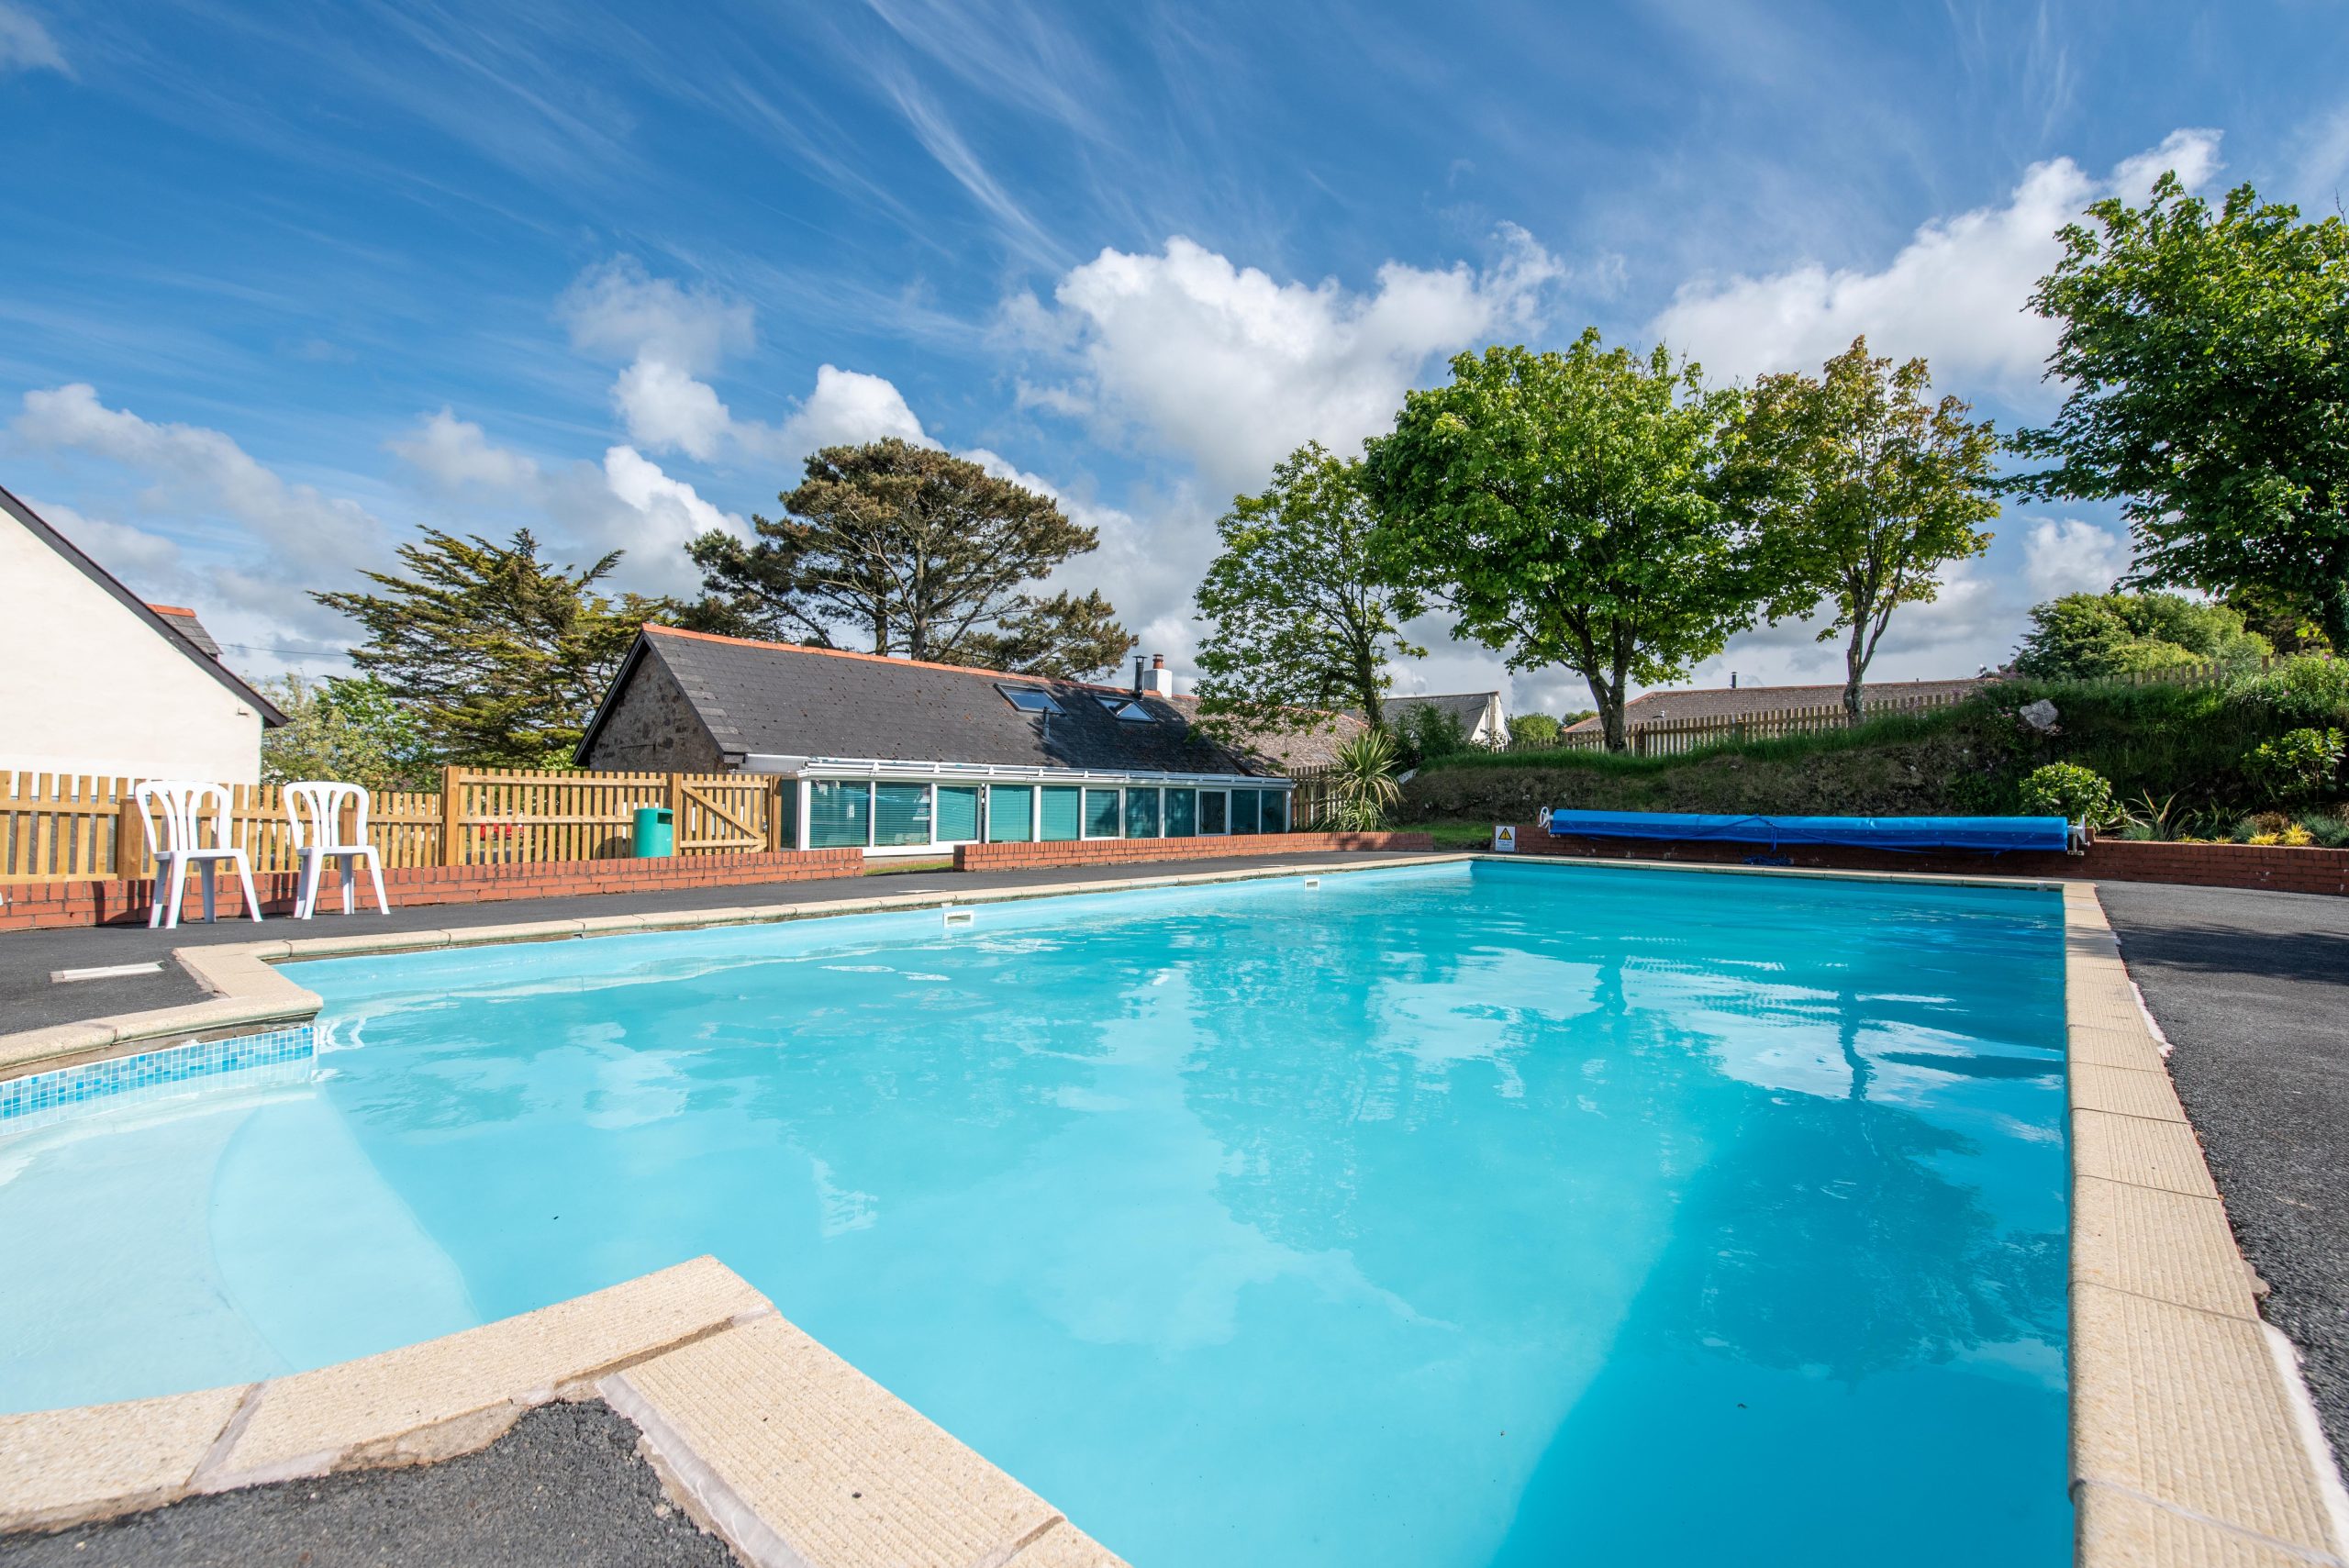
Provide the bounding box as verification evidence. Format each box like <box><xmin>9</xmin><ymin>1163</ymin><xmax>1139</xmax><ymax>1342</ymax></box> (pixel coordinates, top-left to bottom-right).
<box><xmin>286</xmin><ymin>782</ymin><xmax>388</xmax><ymax>919</ymax></box>
<box><xmin>136</xmin><ymin>781</ymin><xmax>262</xmax><ymax>929</ymax></box>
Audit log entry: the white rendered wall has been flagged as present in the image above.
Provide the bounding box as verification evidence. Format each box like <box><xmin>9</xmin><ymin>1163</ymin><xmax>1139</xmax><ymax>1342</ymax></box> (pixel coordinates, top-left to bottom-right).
<box><xmin>0</xmin><ymin>520</ymin><xmax>265</xmax><ymax>783</ymax></box>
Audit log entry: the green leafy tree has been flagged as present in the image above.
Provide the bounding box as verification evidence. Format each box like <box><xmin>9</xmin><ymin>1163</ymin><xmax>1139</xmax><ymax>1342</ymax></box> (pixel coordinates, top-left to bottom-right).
<box><xmin>312</xmin><ymin>528</ymin><xmax>664</xmax><ymax>768</ymax></box>
<box><xmin>257</xmin><ymin>674</ymin><xmax>434</xmax><ymax>792</ymax></box>
<box><xmin>2012</xmin><ymin>590</ymin><xmax>2271</xmax><ymax>680</ymax></box>
<box><xmin>1192</xmin><ymin>442</ymin><xmax>1426</xmax><ymax>739</ymax></box>
<box><xmin>2009</xmin><ymin>174</ymin><xmax>2349</xmax><ymax>651</ymax></box>
<box><xmin>1393</xmin><ymin>703</ymin><xmax>1470</xmax><ymax>768</ymax></box>
<box><xmin>1507</xmin><ymin>712</ymin><xmax>1563</xmax><ymax>747</ymax></box>
<box><xmin>687</xmin><ymin>438</ymin><xmax>1134</xmax><ymax>679</ymax></box>
<box><xmin>1364</xmin><ymin>333</ymin><xmax>1759</xmax><ymax>752</ymax></box>
<box><xmin>1724</xmin><ymin>338</ymin><xmax>2000</xmax><ymax>719</ymax></box>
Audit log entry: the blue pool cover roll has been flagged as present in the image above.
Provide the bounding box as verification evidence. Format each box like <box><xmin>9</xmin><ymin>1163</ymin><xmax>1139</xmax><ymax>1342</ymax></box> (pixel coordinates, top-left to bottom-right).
<box><xmin>1542</xmin><ymin>809</ymin><xmax>2075</xmax><ymax>854</ymax></box>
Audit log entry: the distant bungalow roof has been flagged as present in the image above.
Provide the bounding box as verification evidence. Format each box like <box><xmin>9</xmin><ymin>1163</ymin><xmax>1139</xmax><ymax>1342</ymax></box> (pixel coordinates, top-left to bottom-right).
<box><xmin>148</xmin><ymin>603</ymin><xmax>224</xmax><ymax>661</ymax></box>
<box><xmin>578</xmin><ymin>625</ymin><xmax>1269</xmax><ymax>776</ymax></box>
<box><xmin>1561</xmin><ymin>677</ymin><xmax>1987</xmax><ymax>732</ymax></box>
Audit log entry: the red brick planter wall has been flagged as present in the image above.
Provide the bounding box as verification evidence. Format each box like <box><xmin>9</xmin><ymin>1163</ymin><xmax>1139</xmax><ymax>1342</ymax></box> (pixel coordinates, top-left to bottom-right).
<box><xmin>0</xmin><ymin>848</ymin><xmax>869</xmax><ymax>932</ymax></box>
<box><xmin>1498</xmin><ymin>828</ymin><xmax>2349</xmax><ymax>897</ymax></box>
<box><xmin>953</xmin><ymin>831</ymin><xmax>1435</xmax><ymax>873</ymax></box>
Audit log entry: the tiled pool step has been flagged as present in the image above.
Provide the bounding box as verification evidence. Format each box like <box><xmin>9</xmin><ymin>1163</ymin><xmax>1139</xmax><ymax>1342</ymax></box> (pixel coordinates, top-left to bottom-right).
<box><xmin>0</xmin><ymin>1025</ymin><xmax>314</xmax><ymax>1133</ymax></box>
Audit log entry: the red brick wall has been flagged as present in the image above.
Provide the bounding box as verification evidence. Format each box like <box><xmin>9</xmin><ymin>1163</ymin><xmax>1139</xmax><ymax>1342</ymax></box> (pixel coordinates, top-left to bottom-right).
<box><xmin>954</xmin><ymin>832</ymin><xmax>1435</xmax><ymax>873</ymax></box>
<box><xmin>0</xmin><ymin>848</ymin><xmax>869</xmax><ymax>931</ymax></box>
<box><xmin>1500</xmin><ymin>828</ymin><xmax>2349</xmax><ymax>897</ymax></box>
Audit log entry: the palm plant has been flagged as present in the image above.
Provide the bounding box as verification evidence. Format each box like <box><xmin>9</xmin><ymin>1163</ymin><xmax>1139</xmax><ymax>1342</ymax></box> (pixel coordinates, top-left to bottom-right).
<box><xmin>1314</xmin><ymin>728</ymin><xmax>1404</xmax><ymax>830</ymax></box>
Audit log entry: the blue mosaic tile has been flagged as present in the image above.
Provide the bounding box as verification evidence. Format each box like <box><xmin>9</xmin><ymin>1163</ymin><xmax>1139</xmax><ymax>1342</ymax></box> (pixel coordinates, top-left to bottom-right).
<box><xmin>0</xmin><ymin>1025</ymin><xmax>316</xmax><ymax>1133</ymax></box>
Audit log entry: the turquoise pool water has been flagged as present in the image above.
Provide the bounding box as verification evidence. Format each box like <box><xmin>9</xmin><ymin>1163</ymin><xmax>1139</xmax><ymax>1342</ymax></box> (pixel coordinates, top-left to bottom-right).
<box><xmin>0</xmin><ymin>861</ymin><xmax>2071</xmax><ymax>1564</ymax></box>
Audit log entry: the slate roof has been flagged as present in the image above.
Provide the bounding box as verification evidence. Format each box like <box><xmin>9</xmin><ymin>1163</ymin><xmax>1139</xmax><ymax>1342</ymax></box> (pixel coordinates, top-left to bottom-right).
<box><xmin>148</xmin><ymin>603</ymin><xmax>224</xmax><ymax>660</ymax></box>
<box><xmin>1169</xmin><ymin>697</ymin><xmax>1369</xmax><ymax>772</ymax></box>
<box><xmin>1</xmin><ymin>484</ymin><xmax>284</xmax><ymax>726</ymax></box>
<box><xmin>580</xmin><ymin>625</ymin><xmax>1271</xmax><ymax>775</ymax></box>
<box><xmin>1561</xmin><ymin>677</ymin><xmax>1987</xmax><ymax>732</ymax></box>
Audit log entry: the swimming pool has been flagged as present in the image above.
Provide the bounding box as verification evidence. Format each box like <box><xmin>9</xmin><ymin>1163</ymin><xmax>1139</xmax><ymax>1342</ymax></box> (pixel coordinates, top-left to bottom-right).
<box><xmin>0</xmin><ymin>860</ymin><xmax>2071</xmax><ymax>1564</ymax></box>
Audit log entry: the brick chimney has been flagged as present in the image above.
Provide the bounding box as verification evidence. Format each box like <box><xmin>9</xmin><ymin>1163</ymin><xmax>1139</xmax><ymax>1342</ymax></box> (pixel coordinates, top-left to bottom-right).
<box><xmin>1141</xmin><ymin>653</ymin><xmax>1176</xmax><ymax>698</ymax></box>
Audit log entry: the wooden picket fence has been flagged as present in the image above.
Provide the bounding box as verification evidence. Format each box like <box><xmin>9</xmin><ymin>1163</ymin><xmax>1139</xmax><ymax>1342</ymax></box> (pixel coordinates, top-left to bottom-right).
<box><xmin>0</xmin><ymin>767</ymin><xmax>786</xmax><ymax>884</ymax></box>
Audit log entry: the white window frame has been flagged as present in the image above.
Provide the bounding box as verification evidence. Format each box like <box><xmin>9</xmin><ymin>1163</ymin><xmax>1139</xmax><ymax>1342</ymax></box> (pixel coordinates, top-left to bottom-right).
<box><xmin>985</xmin><ymin>782</ymin><xmax>1035</xmax><ymax>844</ymax></box>
<box><xmin>1197</xmin><ymin>787</ymin><xmax>1230</xmax><ymax>837</ymax></box>
<box><xmin>1080</xmin><ymin>785</ymin><xmax>1124</xmax><ymax>840</ymax></box>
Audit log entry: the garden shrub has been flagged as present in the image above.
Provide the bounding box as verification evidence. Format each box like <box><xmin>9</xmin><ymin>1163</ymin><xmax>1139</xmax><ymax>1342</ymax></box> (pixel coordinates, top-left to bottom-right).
<box><xmin>2230</xmin><ymin>655</ymin><xmax>2349</xmax><ymax>727</ymax></box>
<box><xmin>2243</xmin><ymin>727</ymin><xmax>2345</xmax><ymax>802</ymax></box>
<box><xmin>2016</xmin><ymin>762</ymin><xmax>2118</xmax><ymax>825</ymax></box>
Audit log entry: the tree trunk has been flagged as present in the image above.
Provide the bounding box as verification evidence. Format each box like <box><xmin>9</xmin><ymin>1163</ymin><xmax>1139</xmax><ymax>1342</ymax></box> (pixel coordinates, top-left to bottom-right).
<box><xmin>1353</xmin><ymin>643</ymin><xmax>1385</xmax><ymax>731</ymax></box>
<box><xmin>2320</xmin><ymin>568</ymin><xmax>2349</xmax><ymax>659</ymax></box>
<box><xmin>1588</xmin><ymin>668</ymin><xmax>1629</xmax><ymax>753</ymax></box>
<box><xmin>1842</xmin><ymin>624</ymin><xmax>1869</xmax><ymax>725</ymax></box>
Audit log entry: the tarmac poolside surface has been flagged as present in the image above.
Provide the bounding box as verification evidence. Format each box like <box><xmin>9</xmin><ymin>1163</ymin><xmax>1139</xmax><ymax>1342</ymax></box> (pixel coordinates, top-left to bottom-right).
<box><xmin>2097</xmin><ymin>880</ymin><xmax>2349</xmax><ymax>1473</ymax></box>
<box><xmin>0</xmin><ymin>851</ymin><xmax>1444</xmax><ymax>1033</ymax></box>
<box><xmin>0</xmin><ymin>1400</ymin><xmax>736</xmax><ymax>1567</ymax></box>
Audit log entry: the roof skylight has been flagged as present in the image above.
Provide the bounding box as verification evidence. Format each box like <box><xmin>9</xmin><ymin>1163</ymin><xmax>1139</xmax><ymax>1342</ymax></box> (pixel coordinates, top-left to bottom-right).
<box><xmin>1097</xmin><ymin>695</ymin><xmax>1156</xmax><ymax>721</ymax></box>
<box><xmin>998</xmin><ymin>684</ymin><xmax>1063</xmax><ymax>713</ymax></box>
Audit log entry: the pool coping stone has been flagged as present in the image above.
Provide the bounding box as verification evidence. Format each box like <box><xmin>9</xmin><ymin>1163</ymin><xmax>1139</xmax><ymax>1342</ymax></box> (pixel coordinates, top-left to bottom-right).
<box><xmin>3</xmin><ymin>853</ymin><xmax>2343</xmax><ymax>1566</ymax></box>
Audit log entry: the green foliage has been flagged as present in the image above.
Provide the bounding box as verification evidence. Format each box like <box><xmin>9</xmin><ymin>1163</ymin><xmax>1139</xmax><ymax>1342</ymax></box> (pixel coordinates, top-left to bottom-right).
<box><xmin>2009</xmin><ymin>174</ymin><xmax>2349</xmax><ymax>650</ymax></box>
<box><xmin>2017</xmin><ymin>762</ymin><xmax>2118</xmax><ymax>825</ymax></box>
<box><xmin>1192</xmin><ymin>441</ymin><xmax>1425</xmax><ymax>739</ymax></box>
<box><xmin>1364</xmin><ymin>332</ymin><xmax>1759</xmax><ymax>753</ymax></box>
<box><xmin>312</xmin><ymin>528</ymin><xmax>666</xmax><ymax>769</ymax></box>
<box><xmin>1724</xmin><ymin>337</ymin><xmax>2001</xmax><ymax>715</ymax></box>
<box><xmin>257</xmin><ymin>674</ymin><xmax>434</xmax><ymax>792</ymax></box>
<box><xmin>1395</xmin><ymin>703</ymin><xmax>1471</xmax><ymax>768</ymax></box>
<box><xmin>2012</xmin><ymin>591</ymin><xmax>2272</xmax><ymax>680</ymax></box>
<box><xmin>687</xmin><ymin>438</ymin><xmax>1134</xmax><ymax>678</ymax></box>
<box><xmin>1507</xmin><ymin>712</ymin><xmax>1563</xmax><ymax>747</ymax></box>
<box><xmin>1399</xmin><ymin>668</ymin><xmax>2339</xmax><ymax>829</ymax></box>
<box><xmin>2296</xmin><ymin>809</ymin><xmax>2349</xmax><ymax>849</ymax></box>
<box><xmin>1313</xmin><ymin>728</ymin><xmax>1405</xmax><ymax>831</ymax></box>
<box><xmin>2244</xmin><ymin>728</ymin><xmax>2345</xmax><ymax>802</ymax></box>
<box><xmin>2229</xmin><ymin>654</ymin><xmax>2349</xmax><ymax>727</ymax></box>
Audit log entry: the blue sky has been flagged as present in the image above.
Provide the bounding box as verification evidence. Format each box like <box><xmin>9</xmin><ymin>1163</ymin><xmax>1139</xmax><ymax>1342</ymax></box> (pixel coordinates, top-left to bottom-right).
<box><xmin>5</xmin><ymin>1</ymin><xmax>2347</xmax><ymax>713</ymax></box>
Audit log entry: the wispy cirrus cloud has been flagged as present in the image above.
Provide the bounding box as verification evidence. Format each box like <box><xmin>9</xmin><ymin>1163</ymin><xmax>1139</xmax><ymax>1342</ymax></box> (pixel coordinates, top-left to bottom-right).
<box><xmin>0</xmin><ymin>3</ymin><xmax>68</xmax><ymax>77</ymax></box>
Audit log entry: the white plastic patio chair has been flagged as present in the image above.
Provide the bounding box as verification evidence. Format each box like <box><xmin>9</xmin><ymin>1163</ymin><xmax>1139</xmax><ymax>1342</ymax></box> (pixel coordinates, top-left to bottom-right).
<box><xmin>136</xmin><ymin>780</ymin><xmax>262</xmax><ymax>929</ymax></box>
<box><xmin>285</xmin><ymin>782</ymin><xmax>388</xmax><ymax>919</ymax></box>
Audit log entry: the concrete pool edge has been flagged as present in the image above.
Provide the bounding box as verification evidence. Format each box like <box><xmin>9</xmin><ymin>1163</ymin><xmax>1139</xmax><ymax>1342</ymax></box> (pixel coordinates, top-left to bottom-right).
<box><xmin>3</xmin><ymin>853</ymin><xmax>2341</xmax><ymax>1565</ymax></box>
<box><xmin>0</xmin><ymin>1257</ymin><xmax>1130</xmax><ymax>1567</ymax></box>
<box><xmin>2059</xmin><ymin>882</ymin><xmax>2349</xmax><ymax>1567</ymax></box>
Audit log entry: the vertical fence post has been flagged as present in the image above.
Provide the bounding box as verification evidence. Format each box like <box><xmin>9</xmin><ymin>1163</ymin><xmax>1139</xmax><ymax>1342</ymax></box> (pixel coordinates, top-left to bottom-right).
<box><xmin>767</xmin><ymin>777</ymin><xmax>789</xmax><ymax>852</ymax></box>
<box><xmin>666</xmin><ymin>772</ymin><xmax>685</xmax><ymax>856</ymax></box>
<box><xmin>116</xmin><ymin>782</ymin><xmax>145</xmax><ymax>880</ymax></box>
<box><xmin>439</xmin><ymin>765</ymin><xmax>465</xmax><ymax>867</ymax></box>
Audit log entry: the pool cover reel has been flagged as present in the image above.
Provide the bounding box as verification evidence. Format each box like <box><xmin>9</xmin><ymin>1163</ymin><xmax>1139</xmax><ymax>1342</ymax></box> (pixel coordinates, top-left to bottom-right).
<box><xmin>1541</xmin><ymin>808</ymin><xmax>2079</xmax><ymax>854</ymax></box>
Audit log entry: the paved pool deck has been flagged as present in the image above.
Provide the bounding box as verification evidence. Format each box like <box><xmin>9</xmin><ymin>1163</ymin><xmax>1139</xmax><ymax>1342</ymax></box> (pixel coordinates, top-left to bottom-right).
<box><xmin>0</xmin><ymin>852</ymin><xmax>1442</xmax><ymax>1034</ymax></box>
<box><xmin>2097</xmin><ymin>882</ymin><xmax>2349</xmax><ymax>1469</ymax></box>
<box><xmin>0</xmin><ymin>1400</ymin><xmax>733</xmax><ymax>1568</ymax></box>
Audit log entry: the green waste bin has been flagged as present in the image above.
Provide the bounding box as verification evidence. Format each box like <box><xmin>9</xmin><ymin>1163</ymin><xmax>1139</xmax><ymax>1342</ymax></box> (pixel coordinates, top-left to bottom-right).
<box><xmin>631</xmin><ymin>806</ymin><xmax>674</xmax><ymax>858</ymax></box>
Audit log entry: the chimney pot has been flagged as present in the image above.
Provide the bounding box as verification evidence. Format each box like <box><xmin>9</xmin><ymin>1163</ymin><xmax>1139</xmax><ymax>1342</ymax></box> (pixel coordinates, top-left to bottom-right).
<box><xmin>1141</xmin><ymin>653</ymin><xmax>1177</xmax><ymax>697</ymax></box>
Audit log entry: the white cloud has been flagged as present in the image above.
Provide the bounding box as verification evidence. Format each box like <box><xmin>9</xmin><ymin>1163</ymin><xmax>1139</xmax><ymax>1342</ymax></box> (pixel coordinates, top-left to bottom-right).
<box><xmin>1011</xmin><ymin>226</ymin><xmax>1564</xmax><ymax>493</ymax></box>
<box><xmin>784</xmin><ymin>365</ymin><xmax>929</xmax><ymax>455</ymax></box>
<box><xmin>1650</xmin><ymin>129</ymin><xmax>2223</xmax><ymax>400</ymax></box>
<box><xmin>386</xmin><ymin>408</ymin><xmax>540</xmax><ymax>489</ymax></box>
<box><xmin>14</xmin><ymin>383</ymin><xmax>381</xmax><ymax>571</ymax></box>
<box><xmin>32</xmin><ymin>499</ymin><xmax>183</xmax><ymax>582</ymax></box>
<box><xmin>0</xmin><ymin>3</ymin><xmax>69</xmax><ymax>76</ymax></box>
<box><xmin>560</xmin><ymin>257</ymin><xmax>930</xmax><ymax>466</ymax></box>
<box><xmin>611</xmin><ymin>358</ymin><xmax>735</xmax><ymax>462</ymax></box>
<box><xmin>384</xmin><ymin>406</ymin><xmax>744</xmax><ymax>596</ymax></box>
<box><xmin>2022</xmin><ymin>517</ymin><xmax>2128</xmax><ymax>599</ymax></box>
<box><xmin>558</xmin><ymin>257</ymin><xmax>751</xmax><ymax>375</ymax></box>
<box><xmin>596</xmin><ymin>445</ymin><xmax>746</xmax><ymax>565</ymax></box>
